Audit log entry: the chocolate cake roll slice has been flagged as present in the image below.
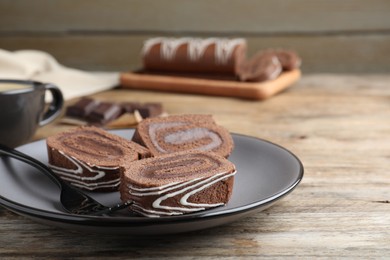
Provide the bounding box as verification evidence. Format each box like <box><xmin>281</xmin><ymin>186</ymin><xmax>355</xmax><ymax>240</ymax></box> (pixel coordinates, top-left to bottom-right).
<box><xmin>260</xmin><ymin>49</ymin><xmax>302</xmax><ymax>70</ymax></box>
<box><xmin>266</xmin><ymin>49</ymin><xmax>302</xmax><ymax>71</ymax></box>
<box><xmin>120</xmin><ymin>151</ymin><xmax>236</xmax><ymax>217</ymax></box>
<box><xmin>238</xmin><ymin>51</ymin><xmax>282</xmax><ymax>82</ymax></box>
<box><xmin>47</xmin><ymin>126</ymin><xmax>150</xmax><ymax>192</ymax></box>
<box><xmin>132</xmin><ymin>114</ymin><xmax>234</xmax><ymax>158</ymax></box>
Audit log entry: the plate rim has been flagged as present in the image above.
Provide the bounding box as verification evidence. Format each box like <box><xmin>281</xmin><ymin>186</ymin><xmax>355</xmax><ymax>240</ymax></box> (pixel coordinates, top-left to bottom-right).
<box><xmin>0</xmin><ymin>131</ymin><xmax>304</xmax><ymax>227</ymax></box>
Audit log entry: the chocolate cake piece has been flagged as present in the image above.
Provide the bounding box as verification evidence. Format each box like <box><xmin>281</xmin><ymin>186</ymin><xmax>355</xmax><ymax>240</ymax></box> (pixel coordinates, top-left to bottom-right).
<box><xmin>120</xmin><ymin>102</ymin><xmax>141</xmax><ymax>113</ymax></box>
<box><xmin>46</xmin><ymin>126</ymin><xmax>150</xmax><ymax>192</ymax></box>
<box><xmin>132</xmin><ymin>114</ymin><xmax>234</xmax><ymax>158</ymax></box>
<box><xmin>86</xmin><ymin>102</ymin><xmax>123</xmax><ymax>125</ymax></box>
<box><xmin>66</xmin><ymin>97</ymin><xmax>100</xmax><ymax>118</ymax></box>
<box><xmin>142</xmin><ymin>37</ymin><xmax>247</xmax><ymax>75</ymax></box>
<box><xmin>135</xmin><ymin>103</ymin><xmax>164</xmax><ymax>119</ymax></box>
<box><xmin>119</xmin><ymin>151</ymin><xmax>236</xmax><ymax>217</ymax></box>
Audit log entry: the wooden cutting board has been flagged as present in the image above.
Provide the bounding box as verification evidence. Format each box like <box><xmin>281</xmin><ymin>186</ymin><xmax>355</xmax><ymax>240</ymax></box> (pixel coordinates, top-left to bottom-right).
<box><xmin>120</xmin><ymin>69</ymin><xmax>301</xmax><ymax>100</ymax></box>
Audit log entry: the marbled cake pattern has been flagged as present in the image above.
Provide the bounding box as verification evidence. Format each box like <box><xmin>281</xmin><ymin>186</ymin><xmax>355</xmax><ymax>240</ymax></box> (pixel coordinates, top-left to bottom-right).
<box><xmin>120</xmin><ymin>151</ymin><xmax>236</xmax><ymax>217</ymax></box>
<box><xmin>47</xmin><ymin>126</ymin><xmax>150</xmax><ymax>192</ymax></box>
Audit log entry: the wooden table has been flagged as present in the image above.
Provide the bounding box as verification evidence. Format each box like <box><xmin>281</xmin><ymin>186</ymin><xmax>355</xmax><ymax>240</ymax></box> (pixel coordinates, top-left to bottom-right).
<box><xmin>1</xmin><ymin>74</ymin><xmax>389</xmax><ymax>258</ymax></box>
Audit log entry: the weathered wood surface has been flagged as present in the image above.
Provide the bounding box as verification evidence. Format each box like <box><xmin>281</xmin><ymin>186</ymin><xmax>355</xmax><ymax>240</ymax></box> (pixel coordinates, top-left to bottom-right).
<box><xmin>1</xmin><ymin>1</ymin><xmax>390</xmax><ymax>73</ymax></box>
<box><xmin>1</xmin><ymin>74</ymin><xmax>389</xmax><ymax>258</ymax></box>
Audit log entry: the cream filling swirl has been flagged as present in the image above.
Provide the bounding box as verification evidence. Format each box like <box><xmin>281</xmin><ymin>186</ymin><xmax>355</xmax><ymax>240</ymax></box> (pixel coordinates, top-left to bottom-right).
<box><xmin>148</xmin><ymin>122</ymin><xmax>222</xmax><ymax>153</ymax></box>
<box><xmin>127</xmin><ymin>170</ymin><xmax>236</xmax><ymax>217</ymax></box>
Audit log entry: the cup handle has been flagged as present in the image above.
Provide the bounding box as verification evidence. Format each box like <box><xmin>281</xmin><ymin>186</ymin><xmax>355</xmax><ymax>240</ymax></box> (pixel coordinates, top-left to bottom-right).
<box><xmin>39</xmin><ymin>83</ymin><xmax>64</xmax><ymax>126</ymax></box>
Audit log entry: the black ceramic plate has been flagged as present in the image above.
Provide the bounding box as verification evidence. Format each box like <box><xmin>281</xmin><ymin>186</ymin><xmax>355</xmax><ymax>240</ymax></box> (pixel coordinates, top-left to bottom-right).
<box><xmin>0</xmin><ymin>129</ymin><xmax>303</xmax><ymax>235</ymax></box>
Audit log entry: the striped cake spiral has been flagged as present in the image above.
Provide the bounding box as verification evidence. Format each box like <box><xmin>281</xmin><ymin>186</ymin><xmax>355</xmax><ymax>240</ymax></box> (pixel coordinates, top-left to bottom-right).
<box><xmin>132</xmin><ymin>114</ymin><xmax>234</xmax><ymax>158</ymax></box>
<box><xmin>119</xmin><ymin>151</ymin><xmax>236</xmax><ymax>217</ymax></box>
<box><xmin>46</xmin><ymin>126</ymin><xmax>150</xmax><ymax>192</ymax></box>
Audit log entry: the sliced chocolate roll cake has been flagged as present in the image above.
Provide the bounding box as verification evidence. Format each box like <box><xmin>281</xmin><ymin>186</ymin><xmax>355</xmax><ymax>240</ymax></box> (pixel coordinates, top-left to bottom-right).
<box><xmin>120</xmin><ymin>151</ymin><xmax>236</xmax><ymax>217</ymax></box>
<box><xmin>132</xmin><ymin>114</ymin><xmax>234</xmax><ymax>158</ymax></box>
<box><xmin>47</xmin><ymin>126</ymin><xmax>150</xmax><ymax>192</ymax></box>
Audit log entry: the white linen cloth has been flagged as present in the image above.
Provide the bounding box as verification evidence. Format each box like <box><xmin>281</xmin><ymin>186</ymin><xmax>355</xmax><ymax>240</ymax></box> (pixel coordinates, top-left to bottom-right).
<box><xmin>0</xmin><ymin>49</ymin><xmax>119</xmax><ymax>100</ymax></box>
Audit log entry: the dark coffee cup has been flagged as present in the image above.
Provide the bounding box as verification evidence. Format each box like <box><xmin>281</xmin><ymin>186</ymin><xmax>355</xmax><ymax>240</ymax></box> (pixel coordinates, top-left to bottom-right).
<box><xmin>0</xmin><ymin>79</ymin><xmax>64</xmax><ymax>147</ymax></box>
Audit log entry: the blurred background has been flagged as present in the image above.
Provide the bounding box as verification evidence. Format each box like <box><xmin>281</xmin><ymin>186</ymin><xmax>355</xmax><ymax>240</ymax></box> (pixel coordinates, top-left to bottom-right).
<box><xmin>0</xmin><ymin>0</ymin><xmax>389</xmax><ymax>74</ymax></box>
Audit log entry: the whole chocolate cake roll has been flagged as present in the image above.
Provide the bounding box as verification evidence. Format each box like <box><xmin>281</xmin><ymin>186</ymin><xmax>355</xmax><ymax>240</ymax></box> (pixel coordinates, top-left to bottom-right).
<box><xmin>120</xmin><ymin>151</ymin><xmax>236</xmax><ymax>217</ymax></box>
<box><xmin>47</xmin><ymin>126</ymin><xmax>150</xmax><ymax>192</ymax></box>
<box><xmin>132</xmin><ymin>114</ymin><xmax>234</xmax><ymax>158</ymax></box>
<box><xmin>142</xmin><ymin>37</ymin><xmax>247</xmax><ymax>75</ymax></box>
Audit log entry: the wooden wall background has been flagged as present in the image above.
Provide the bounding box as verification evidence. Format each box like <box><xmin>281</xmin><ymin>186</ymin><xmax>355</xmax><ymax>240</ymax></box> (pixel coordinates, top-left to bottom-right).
<box><xmin>0</xmin><ymin>0</ymin><xmax>389</xmax><ymax>73</ymax></box>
